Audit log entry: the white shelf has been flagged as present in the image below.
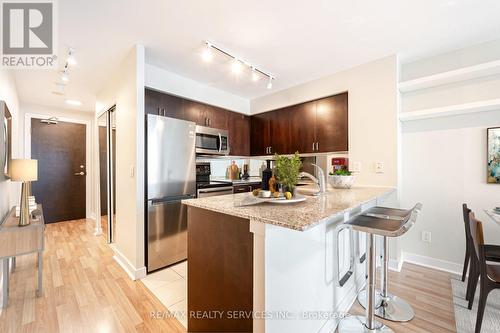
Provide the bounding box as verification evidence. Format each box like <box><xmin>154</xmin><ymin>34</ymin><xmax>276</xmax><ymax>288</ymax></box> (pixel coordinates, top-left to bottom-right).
<box><xmin>399</xmin><ymin>60</ymin><xmax>500</xmax><ymax>93</ymax></box>
<box><xmin>399</xmin><ymin>99</ymin><xmax>500</xmax><ymax>121</ymax></box>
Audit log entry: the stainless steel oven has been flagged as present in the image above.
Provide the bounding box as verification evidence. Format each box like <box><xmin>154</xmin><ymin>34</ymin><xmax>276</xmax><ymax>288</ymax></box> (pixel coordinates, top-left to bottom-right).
<box><xmin>197</xmin><ymin>185</ymin><xmax>234</xmax><ymax>198</ymax></box>
<box><xmin>195</xmin><ymin>125</ymin><xmax>229</xmax><ymax>155</ymax></box>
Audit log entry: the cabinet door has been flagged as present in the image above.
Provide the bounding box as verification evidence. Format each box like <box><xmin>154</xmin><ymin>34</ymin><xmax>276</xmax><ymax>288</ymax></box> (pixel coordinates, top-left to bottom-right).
<box><xmin>315</xmin><ymin>93</ymin><xmax>348</xmax><ymax>152</ymax></box>
<box><xmin>250</xmin><ymin>113</ymin><xmax>271</xmax><ymax>156</ymax></box>
<box><xmin>228</xmin><ymin>112</ymin><xmax>250</xmax><ymax>156</ymax></box>
<box><xmin>206</xmin><ymin>106</ymin><xmax>228</xmax><ymax>129</ymax></box>
<box><xmin>145</xmin><ymin>89</ymin><xmax>163</xmax><ymax>115</ymax></box>
<box><xmin>162</xmin><ymin>94</ymin><xmax>184</xmax><ymax>119</ymax></box>
<box><xmin>269</xmin><ymin>108</ymin><xmax>290</xmax><ymax>155</ymax></box>
<box><xmin>288</xmin><ymin>101</ymin><xmax>317</xmax><ymax>154</ymax></box>
<box><xmin>183</xmin><ymin>100</ymin><xmax>206</xmax><ymax>126</ymax></box>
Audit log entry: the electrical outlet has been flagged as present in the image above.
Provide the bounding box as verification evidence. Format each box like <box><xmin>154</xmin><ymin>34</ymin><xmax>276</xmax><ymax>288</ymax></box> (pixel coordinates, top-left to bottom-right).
<box><xmin>375</xmin><ymin>162</ymin><xmax>384</xmax><ymax>173</ymax></box>
<box><xmin>352</xmin><ymin>162</ymin><xmax>361</xmax><ymax>173</ymax></box>
<box><xmin>421</xmin><ymin>231</ymin><xmax>431</xmax><ymax>243</ymax></box>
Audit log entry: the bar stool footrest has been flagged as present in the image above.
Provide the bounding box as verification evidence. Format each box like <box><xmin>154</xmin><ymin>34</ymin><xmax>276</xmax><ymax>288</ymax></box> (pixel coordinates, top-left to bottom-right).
<box><xmin>357</xmin><ymin>290</ymin><xmax>415</xmax><ymax>322</ymax></box>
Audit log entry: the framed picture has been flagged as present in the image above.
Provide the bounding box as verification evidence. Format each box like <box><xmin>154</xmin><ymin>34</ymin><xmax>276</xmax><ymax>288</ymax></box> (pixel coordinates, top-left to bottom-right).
<box><xmin>487</xmin><ymin>127</ymin><xmax>500</xmax><ymax>184</ymax></box>
<box><xmin>2</xmin><ymin>101</ymin><xmax>12</xmax><ymax>178</ymax></box>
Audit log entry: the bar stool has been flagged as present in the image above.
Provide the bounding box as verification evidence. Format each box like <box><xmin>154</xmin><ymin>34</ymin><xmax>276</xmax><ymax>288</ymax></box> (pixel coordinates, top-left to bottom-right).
<box><xmin>337</xmin><ymin>203</ymin><xmax>422</xmax><ymax>333</ymax></box>
<box><xmin>357</xmin><ymin>207</ymin><xmax>415</xmax><ymax>322</ymax></box>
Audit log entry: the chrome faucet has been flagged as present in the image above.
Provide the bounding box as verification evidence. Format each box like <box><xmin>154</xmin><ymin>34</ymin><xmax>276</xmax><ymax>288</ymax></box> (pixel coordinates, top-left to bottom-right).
<box><xmin>299</xmin><ymin>163</ymin><xmax>326</xmax><ymax>196</ymax></box>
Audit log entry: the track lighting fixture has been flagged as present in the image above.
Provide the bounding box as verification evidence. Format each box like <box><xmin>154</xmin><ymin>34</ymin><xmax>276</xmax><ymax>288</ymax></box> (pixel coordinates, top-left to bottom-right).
<box><xmin>267</xmin><ymin>77</ymin><xmax>273</xmax><ymax>89</ymax></box>
<box><xmin>201</xmin><ymin>42</ymin><xmax>213</xmax><ymax>62</ymax></box>
<box><xmin>202</xmin><ymin>40</ymin><xmax>275</xmax><ymax>88</ymax></box>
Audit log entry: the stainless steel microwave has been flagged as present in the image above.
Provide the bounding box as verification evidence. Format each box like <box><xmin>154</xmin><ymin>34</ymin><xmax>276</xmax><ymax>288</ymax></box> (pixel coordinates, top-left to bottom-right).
<box><xmin>195</xmin><ymin>125</ymin><xmax>229</xmax><ymax>155</ymax></box>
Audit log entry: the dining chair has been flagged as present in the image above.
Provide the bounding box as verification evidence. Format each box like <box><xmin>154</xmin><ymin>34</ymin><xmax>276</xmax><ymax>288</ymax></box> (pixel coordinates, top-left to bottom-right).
<box><xmin>468</xmin><ymin>213</ymin><xmax>500</xmax><ymax>333</ymax></box>
<box><xmin>462</xmin><ymin>204</ymin><xmax>500</xmax><ymax>306</ymax></box>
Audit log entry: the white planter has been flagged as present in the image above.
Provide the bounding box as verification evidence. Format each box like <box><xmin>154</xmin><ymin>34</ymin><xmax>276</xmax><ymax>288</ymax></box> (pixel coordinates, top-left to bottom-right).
<box><xmin>328</xmin><ymin>175</ymin><xmax>355</xmax><ymax>189</ymax></box>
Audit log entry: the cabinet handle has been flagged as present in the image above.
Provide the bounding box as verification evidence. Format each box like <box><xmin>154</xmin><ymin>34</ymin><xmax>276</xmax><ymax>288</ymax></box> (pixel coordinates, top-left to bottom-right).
<box><xmin>157</xmin><ymin>107</ymin><xmax>161</xmax><ymax>115</ymax></box>
<box><xmin>269</xmin><ymin>146</ymin><xmax>272</xmax><ymax>154</ymax></box>
<box><xmin>312</xmin><ymin>142</ymin><xmax>315</xmax><ymax>151</ymax></box>
<box><xmin>316</xmin><ymin>142</ymin><xmax>319</xmax><ymax>151</ymax></box>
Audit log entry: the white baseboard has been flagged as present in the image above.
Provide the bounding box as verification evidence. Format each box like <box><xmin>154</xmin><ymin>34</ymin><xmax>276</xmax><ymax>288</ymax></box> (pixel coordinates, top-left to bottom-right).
<box><xmin>401</xmin><ymin>252</ymin><xmax>462</xmax><ymax>276</ymax></box>
<box><xmin>111</xmin><ymin>245</ymin><xmax>147</xmax><ymax>280</ymax></box>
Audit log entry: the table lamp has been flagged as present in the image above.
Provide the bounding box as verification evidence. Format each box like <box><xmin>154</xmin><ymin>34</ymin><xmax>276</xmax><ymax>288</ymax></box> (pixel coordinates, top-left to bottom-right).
<box><xmin>10</xmin><ymin>159</ymin><xmax>38</xmax><ymax>226</ymax></box>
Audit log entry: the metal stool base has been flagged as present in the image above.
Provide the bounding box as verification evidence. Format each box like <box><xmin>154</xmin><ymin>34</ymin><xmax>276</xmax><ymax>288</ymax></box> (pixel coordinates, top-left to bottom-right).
<box><xmin>336</xmin><ymin>315</ymin><xmax>394</xmax><ymax>333</ymax></box>
<box><xmin>357</xmin><ymin>290</ymin><xmax>414</xmax><ymax>322</ymax></box>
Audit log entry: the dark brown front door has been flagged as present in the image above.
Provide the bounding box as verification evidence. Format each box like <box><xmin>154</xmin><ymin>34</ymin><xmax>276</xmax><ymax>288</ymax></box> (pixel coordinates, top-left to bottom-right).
<box><xmin>31</xmin><ymin>119</ymin><xmax>86</xmax><ymax>223</ymax></box>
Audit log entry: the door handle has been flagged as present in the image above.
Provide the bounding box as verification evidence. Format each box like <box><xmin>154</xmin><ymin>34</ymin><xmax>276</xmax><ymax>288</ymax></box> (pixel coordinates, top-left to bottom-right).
<box><xmin>74</xmin><ymin>171</ymin><xmax>85</xmax><ymax>176</ymax></box>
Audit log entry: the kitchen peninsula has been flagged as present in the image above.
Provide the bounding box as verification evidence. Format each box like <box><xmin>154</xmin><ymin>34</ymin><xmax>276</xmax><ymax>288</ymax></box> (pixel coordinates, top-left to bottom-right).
<box><xmin>182</xmin><ymin>186</ymin><xmax>395</xmax><ymax>333</ymax></box>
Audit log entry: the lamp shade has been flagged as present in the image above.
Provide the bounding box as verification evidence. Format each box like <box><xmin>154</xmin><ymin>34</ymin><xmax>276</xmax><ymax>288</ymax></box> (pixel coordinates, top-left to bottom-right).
<box><xmin>10</xmin><ymin>159</ymin><xmax>38</xmax><ymax>182</ymax></box>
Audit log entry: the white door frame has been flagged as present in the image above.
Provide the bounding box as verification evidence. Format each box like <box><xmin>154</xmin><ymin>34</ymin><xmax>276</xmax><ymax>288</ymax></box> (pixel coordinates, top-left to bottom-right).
<box><xmin>24</xmin><ymin>113</ymin><xmax>93</xmax><ymax>222</ymax></box>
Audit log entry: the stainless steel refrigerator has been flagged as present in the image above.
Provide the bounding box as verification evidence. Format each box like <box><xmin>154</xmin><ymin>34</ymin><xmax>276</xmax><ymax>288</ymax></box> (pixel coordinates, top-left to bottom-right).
<box><xmin>146</xmin><ymin>114</ymin><xmax>196</xmax><ymax>272</ymax></box>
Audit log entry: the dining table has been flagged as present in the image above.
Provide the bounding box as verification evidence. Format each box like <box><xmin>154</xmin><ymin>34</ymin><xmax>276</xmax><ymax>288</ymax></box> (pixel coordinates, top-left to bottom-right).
<box><xmin>485</xmin><ymin>209</ymin><xmax>500</xmax><ymax>226</ymax></box>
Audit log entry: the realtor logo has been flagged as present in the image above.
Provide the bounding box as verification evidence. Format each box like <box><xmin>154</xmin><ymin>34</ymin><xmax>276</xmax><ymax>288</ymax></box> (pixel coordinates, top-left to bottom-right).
<box><xmin>1</xmin><ymin>0</ymin><xmax>57</xmax><ymax>68</ymax></box>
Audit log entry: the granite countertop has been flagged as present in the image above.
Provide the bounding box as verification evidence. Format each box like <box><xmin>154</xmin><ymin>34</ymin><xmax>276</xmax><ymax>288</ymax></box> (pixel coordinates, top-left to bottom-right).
<box><xmin>183</xmin><ymin>186</ymin><xmax>395</xmax><ymax>231</ymax></box>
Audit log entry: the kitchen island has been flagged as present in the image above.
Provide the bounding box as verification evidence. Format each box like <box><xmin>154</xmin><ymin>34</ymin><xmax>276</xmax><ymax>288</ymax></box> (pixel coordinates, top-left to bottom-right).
<box><xmin>182</xmin><ymin>186</ymin><xmax>396</xmax><ymax>333</ymax></box>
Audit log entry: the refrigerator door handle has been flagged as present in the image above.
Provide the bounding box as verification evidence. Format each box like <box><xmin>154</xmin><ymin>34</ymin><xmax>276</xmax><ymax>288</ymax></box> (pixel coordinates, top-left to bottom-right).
<box><xmin>150</xmin><ymin>194</ymin><xmax>195</xmax><ymax>206</ymax></box>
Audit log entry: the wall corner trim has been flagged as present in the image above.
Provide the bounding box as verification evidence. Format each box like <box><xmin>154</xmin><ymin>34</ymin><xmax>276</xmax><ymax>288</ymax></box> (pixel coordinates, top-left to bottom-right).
<box><xmin>111</xmin><ymin>245</ymin><xmax>147</xmax><ymax>280</ymax></box>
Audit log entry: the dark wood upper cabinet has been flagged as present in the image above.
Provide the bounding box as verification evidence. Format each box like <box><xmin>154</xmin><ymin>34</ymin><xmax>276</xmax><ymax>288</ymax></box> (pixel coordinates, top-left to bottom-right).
<box><xmin>183</xmin><ymin>99</ymin><xmax>206</xmax><ymax>126</ymax></box>
<box><xmin>288</xmin><ymin>101</ymin><xmax>317</xmax><ymax>154</ymax></box>
<box><xmin>145</xmin><ymin>89</ymin><xmax>163</xmax><ymax>115</ymax></box>
<box><xmin>145</xmin><ymin>88</ymin><xmax>348</xmax><ymax>156</ymax></box>
<box><xmin>269</xmin><ymin>108</ymin><xmax>290</xmax><ymax>155</ymax></box>
<box><xmin>250</xmin><ymin>113</ymin><xmax>271</xmax><ymax>156</ymax></box>
<box><xmin>228</xmin><ymin>112</ymin><xmax>250</xmax><ymax>156</ymax></box>
<box><xmin>315</xmin><ymin>93</ymin><xmax>348</xmax><ymax>152</ymax></box>
<box><xmin>162</xmin><ymin>94</ymin><xmax>184</xmax><ymax>119</ymax></box>
<box><xmin>204</xmin><ymin>106</ymin><xmax>228</xmax><ymax>129</ymax></box>
<box><xmin>145</xmin><ymin>89</ymin><xmax>183</xmax><ymax>119</ymax></box>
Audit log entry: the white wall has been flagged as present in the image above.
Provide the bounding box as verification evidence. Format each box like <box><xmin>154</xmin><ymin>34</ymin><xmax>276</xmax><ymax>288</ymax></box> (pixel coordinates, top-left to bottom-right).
<box><xmin>96</xmin><ymin>45</ymin><xmax>146</xmax><ymax>279</ymax></box>
<box><xmin>19</xmin><ymin>103</ymin><xmax>96</xmax><ymax>219</ymax></box>
<box><xmin>0</xmin><ymin>69</ymin><xmax>20</xmax><ymax>308</ymax></box>
<box><xmin>399</xmin><ymin>40</ymin><xmax>500</xmax><ymax>273</ymax></box>
<box><xmin>251</xmin><ymin>55</ymin><xmax>399</xmax><ymax>188</ymax></box>
<box><xmin>145</xmin><ymin>64</ymin><xmax>250</xmax><ymax>114</ymax></box>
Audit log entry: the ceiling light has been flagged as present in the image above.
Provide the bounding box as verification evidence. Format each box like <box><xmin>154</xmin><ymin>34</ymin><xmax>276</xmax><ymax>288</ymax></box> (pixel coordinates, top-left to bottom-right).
<box><xmin>251</xmin><ymin>68</ymin><xmax>260</xmax><ymax>82</ymax></box>
<box><xmin>201</xmin><ymin>43</ymin><xmax>213</xmax><ymax>62</ymax></box>
<box><xmin>65</xmin><ymin>99</ymin><xmax>82</xmax><ymax>106</ymax></box>
<box><xmin>267</xmin><ymin>77</ymin><xmax>273</xmax><ymax>89</ymax></box>
<box><xmin>231</xmin><ymin>59</ymin><xmax>242</xmax><ymax>74</ymax></box>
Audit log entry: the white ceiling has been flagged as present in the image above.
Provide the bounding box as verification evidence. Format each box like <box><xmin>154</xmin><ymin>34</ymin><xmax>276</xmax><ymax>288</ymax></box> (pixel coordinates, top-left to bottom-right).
<box><xmin>12</xmin><ymin>0</ymin><xmax>500</xmax><ymax>112</ymax></box>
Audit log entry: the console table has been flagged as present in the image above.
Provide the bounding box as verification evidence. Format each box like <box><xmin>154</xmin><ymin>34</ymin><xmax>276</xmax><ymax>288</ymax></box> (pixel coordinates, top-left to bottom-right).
<box><xmin>0</xmin><ymin>205</ymin><xmax>45</xmax><ymax>308</ymax></box>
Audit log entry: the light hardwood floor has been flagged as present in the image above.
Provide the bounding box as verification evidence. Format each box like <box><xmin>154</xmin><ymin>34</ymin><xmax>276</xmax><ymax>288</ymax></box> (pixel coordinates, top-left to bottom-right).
<box><xmin>0</xmin><ymin>219</ymin><xmax>185</xmax><ymax>333</ymax></box>
<box><xmin>0</xmin><ymin>218</ymin><xmax>457</xmax><ymax>333</ymax></box>
<box><xmin>350</xmin><ymin>263</ymin><xmax>457</xmax><ymax>332</ymax></box>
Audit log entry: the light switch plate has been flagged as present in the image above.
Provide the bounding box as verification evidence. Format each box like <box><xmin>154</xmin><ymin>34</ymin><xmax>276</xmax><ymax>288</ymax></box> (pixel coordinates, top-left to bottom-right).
<box><xmin>375</xmin><ymin>162</ymin><xmax>384</xmax><ymax>173</ymax></box>
<box><xmin>421</xmin><ymin>231</ymin><xmax>431</xmax><ymax>243</ymax></box>
<box><xmin>352</xmin><ymin>162</ymin><xmax>361</xmax><ymax>173</ymax></box>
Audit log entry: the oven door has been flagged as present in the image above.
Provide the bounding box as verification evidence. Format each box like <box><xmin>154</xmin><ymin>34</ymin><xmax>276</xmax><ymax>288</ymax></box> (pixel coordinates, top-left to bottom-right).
<box><xmin>197</xmin><ymin>186</ymin><xmax>234</xmax><ymax>198</ymax></box>
<box><xmin>195</xmin><ymin>125</ymin><xmax>229</xmax><ymax>155</ymax></box>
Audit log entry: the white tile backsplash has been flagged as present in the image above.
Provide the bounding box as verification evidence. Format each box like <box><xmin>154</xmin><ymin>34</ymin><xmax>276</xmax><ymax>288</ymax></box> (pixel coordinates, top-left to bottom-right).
<box><xmin>205</xmin><ymin>159</ymin><xmax>264</xmax><ymax>177</ymax></box>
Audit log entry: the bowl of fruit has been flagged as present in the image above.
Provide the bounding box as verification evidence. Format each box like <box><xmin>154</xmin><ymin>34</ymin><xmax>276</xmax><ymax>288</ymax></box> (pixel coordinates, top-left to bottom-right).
<box><xmin>328</xmin><ymin>169</ymin><xmax>355</xmax><ymax>189</ymax></box>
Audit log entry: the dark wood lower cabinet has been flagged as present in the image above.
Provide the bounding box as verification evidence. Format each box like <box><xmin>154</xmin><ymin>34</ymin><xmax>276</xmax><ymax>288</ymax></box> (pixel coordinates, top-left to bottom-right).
<box><xmin>187</xmin><ymin>207</ymin><xmax>253</xmax><ymax>332</ymax></box>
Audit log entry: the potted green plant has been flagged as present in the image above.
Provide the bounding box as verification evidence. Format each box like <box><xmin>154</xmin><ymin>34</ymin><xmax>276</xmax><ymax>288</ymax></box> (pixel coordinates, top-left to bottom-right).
<box><xmin>274</xmin><ymin>152</ymin><xmax>302</xmax><ymax>195</ymax></box>
<box><xmin>328</xmin><ymin>169</ymin><xmax>355</xmax><ymax>189</ymax></box>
